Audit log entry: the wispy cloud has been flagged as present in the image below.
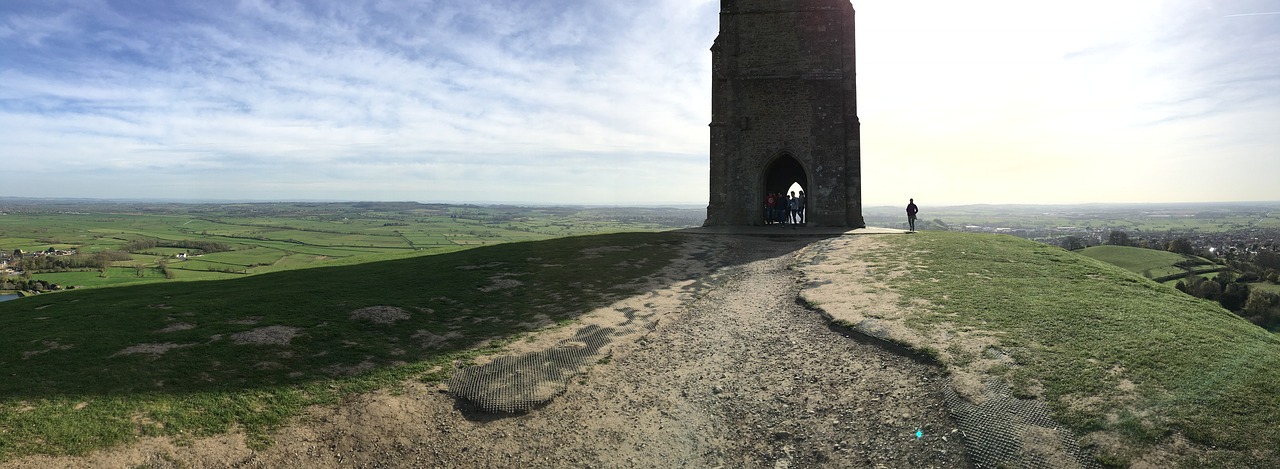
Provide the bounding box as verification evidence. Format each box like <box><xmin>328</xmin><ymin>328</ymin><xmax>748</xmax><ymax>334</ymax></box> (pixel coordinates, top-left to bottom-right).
<box><xmin>1</xmin><ymin>0</ymin><xmax>718</xmax><ymax>203</ymax></box>
<box><xmin>1223</xmin><ymin>11</ymin><xmax>1280</xmax><ymax>17</ymax></box>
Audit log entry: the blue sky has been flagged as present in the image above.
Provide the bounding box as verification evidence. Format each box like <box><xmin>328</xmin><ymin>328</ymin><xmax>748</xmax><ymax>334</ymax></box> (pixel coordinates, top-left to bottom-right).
<box><xmin>2</xmin><ymin>0</ymin><xmax>1278</xmax><ymax>206</ymax></box>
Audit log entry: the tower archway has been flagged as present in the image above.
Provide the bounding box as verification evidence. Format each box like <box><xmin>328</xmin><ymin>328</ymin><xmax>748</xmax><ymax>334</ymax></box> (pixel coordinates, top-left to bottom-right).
<box><xmin>762</xmin><ymin>154</ymin><xmax>808</xmax><ymax>224</ymax></box>
<box><xmin>764</xmin><ymin>154</ymin><xmax>807</xmax><ymax>199</ymax></box>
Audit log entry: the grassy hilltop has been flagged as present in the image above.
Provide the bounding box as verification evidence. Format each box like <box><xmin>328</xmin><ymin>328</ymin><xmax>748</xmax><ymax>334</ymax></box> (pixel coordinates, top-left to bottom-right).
<box><xmin>827</xmin><ymin>232</ymin><xmax>1280</xmax><ymax>467</ymax></box>
<box><xmin>2</xmin><ymin>229</ymin><xmax>1279</xmax><ymax>466</ymax></box>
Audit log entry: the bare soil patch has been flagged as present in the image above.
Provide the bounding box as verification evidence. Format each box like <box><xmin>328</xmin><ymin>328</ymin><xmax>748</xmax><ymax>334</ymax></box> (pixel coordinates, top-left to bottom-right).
<box><xmin>111</xmin><ymin>343</ymin><xmax>195</xmax><ymax>358</ymax></box>
<box><xmin>410</xmin><ymin>330</ymin><xmax>462</xmax><ymax>349</ymax></box>
<box><xmin>21</xmin><ymin>340</ymin><xmax>74</xmax><ymax>360</ymax></box>
<box><xmin>349</xmin><ymin>306</ymin><xmax>410</xmax><ymax>325</ymax></box>
<box><xmin>157</xmin><ymin>322</ymin><xmax>196</xmax><ymax>333</ymax></box>
<box><xmin>231</xmin><ymin>326</ymin><xmax>302</xmax><ymax>346</ymax></box>
<box><xmin>477</xmin><ymin>273</ymin><xmax>524</xmax><ymax>292</ymax></box>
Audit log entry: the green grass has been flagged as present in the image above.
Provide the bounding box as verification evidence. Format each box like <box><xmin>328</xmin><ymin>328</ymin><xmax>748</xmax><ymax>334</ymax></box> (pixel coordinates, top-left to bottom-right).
<box><xmin>193</xmin><ymin>247</ymin><xmax>287</xmax><ymax>265</ymax></box>
<box><xmin>1078</xmin><ymin>245</ymin><xmax>1220</xmax><ymax>280</ymax></box>
<box><xmin>874</xmin><ymin>232</ymin><xmax>1280</xmax><ymax>466</ymax></box>
<box><xmin>21</xmin><ymin>268</ymin><xmax>171</xmax><ymax>288</ymax></box>
<box><xmin>1248</xmin><ymin>282</ymin><xmax>1280</xmax><ymax>294</ymax></box>
<box><xmin>0</xmin><ymin>232</ymin><xmax>689</xmax><ymax>461</ymax></box>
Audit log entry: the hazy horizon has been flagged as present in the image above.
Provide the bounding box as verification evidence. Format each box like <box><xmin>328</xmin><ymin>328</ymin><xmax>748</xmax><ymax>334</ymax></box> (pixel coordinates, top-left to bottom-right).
<box><xmin>3</xmin><ymin>0</ymin><xmax>1278</xmax><ymax>206</ymax></box>
<box><xmin>3</xmin><ymin>195</ymin><xmax>1278</xmax><ymax>211</ymax></box>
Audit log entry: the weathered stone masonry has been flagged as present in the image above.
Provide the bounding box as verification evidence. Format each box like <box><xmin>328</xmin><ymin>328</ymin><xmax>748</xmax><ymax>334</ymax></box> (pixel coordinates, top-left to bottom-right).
<box><xmin>706</xmin><ymin>0</ymin><xmax>865</xmax><ymax>227</ymax></box>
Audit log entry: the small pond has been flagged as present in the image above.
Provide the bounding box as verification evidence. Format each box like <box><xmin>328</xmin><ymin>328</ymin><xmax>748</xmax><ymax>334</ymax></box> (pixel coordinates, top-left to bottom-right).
<box><xmin>0</xmin><ymin>294</ymin><xmax>18</xmax><ymax>302</ymax></box>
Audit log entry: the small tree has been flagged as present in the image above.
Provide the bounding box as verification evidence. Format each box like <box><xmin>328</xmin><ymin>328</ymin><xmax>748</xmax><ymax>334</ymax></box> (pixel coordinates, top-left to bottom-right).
<box><xmin>1107</xmin><ymin>231</ymin><xmax>1131</xmax><ymax>246</ymax></box>
<box><xmin>1196</xmin><ymin>280</ymin><xmax>1222</xmax><ymax>301</ymax></box>
<box><xmin>1060</xmin><ymin>236</ymin><xmax>1086</xmax><ymax>251</ymax></box>
<box><xmin>1257</xmin><ymin>251</ymin><xmax>1280</xmax><ymax>271</ymax></box>
<box><xmin>1167</xmin><ymin>238</ymin><xmax>1195</xmax><ymax>256</ymax></box>
<box><xmin>1221</xmin><ymin>283</ymin><xmax>1249</xmax><ymax>312</ymax></box>
<box><xmin>158</xmin><ymin>259</ymin><xmax>175</xmax><ymax>280</ymax></box>
<box><xmin>1243</xmin><ymin>290</ymin><xmax>1280</xmax><ymax>329</ymax></box>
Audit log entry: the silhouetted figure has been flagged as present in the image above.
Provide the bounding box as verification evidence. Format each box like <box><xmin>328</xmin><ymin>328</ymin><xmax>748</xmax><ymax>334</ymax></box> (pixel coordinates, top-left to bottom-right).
<box><xmin>765</xmin><ymin>193</ymin><xmax>778</xmax><ymax>225</ymax></box>
<box><xmin>788</xmin><ymin>191</ymin><xmax>801</xmax><ymax>226</ymax></box>
<box><xmin>906</xmin><ymin>198</ymin><xmax>919</xmax><ymax>232</ymax></box>
<box><xmin>798</xmin><ymin>191</ymin><xmax>806</xmax><ymax>224</ymax></box>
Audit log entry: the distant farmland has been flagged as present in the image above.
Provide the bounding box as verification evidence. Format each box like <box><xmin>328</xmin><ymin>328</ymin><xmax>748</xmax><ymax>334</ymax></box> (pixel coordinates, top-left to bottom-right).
<box><xmin>0</xmin><ymin>201</ymin><xmax>703</xmax><ymax>291</ymax></box>
<box><xmin>1078</xmin><ymin>245</ymin><xmax>1225</xmax><ymax>282</ymax></box>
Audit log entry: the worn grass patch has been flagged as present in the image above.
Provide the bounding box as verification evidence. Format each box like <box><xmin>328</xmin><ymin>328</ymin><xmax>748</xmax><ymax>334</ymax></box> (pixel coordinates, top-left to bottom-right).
<box><xmin>880</xmin><ymin>232</ymin><xmax>1280</xmax><ymax>466</ymax></box>
<box><xmin>0</xmin><ymin>232</ymin><xmax>686</xmax><ymax>461</ymax></box>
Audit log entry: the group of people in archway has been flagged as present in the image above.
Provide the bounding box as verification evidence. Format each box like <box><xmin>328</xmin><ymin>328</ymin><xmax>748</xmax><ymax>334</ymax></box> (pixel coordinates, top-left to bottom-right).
<box><xmin>764</xmin><ymin>190</ymin><xmax>805</xmax><ymax>226</ymax></box>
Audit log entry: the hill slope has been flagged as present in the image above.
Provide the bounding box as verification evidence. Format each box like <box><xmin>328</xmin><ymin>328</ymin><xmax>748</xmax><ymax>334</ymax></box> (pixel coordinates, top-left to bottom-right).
<box><xmin>0</xmin><ymin>232</ymin><xmax>690</xmax><ymax>460</ymax></box>
<box><xmin>4</xmin><ymin>230</ymin><xmax>1279</xmax><ymax>467</ymax></box>
<box><xmin>800</xmin><ymin>232</ymin><xmax>1280</xmax><ymax>467</ymax></box>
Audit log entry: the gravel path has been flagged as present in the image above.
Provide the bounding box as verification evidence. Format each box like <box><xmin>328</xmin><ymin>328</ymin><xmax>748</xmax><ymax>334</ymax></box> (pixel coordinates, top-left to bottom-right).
<box><xmin>559</xmin><ymin>235</ymin><xmax>971</xmax><ymax>468</ymax></box>
<box><xmin>10</xmin><ymin>235</ymin><xmax>971</xmax><ymax>468</ymax></box>
<box><xmin>400</xmin><ymin>235</ymin><xmax>970</xmax><ymax>467</ymax></box>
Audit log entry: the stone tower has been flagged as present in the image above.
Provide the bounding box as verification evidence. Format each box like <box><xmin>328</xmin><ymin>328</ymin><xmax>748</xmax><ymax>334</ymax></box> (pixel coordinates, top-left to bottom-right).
<box><xmin>705</xmin><ymin>0</ymin><xmax>864</xmax><ymax>227</ymax></box>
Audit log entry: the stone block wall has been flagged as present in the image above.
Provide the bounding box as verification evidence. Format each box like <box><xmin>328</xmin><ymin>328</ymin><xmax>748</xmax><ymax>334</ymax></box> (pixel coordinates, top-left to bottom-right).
<box><xmin>707</xmin><ymin>0</ymin><xmax>863</xmax><ymax>227</ymax></box>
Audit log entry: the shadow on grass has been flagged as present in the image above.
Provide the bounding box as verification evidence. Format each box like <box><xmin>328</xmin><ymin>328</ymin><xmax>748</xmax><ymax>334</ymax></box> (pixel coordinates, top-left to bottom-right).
<box><xmin>0</xmin><ymin>231</ymin><xmax>833</xmax><ymax>401</ymax></box>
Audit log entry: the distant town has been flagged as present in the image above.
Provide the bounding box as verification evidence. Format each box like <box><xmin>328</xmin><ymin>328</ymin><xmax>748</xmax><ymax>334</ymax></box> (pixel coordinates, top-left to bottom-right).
<box><xmin>865</xmin><ymin>202</ymin><xmax>1280</xmax><ymax>257</ymax></box>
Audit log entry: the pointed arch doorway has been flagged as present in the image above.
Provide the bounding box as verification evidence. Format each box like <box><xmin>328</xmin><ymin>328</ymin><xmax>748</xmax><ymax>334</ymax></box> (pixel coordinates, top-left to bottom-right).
<box><xmin>762</xmin><ymin>154</ymin><xmax>808</xmax><ymax>225</ymax></box>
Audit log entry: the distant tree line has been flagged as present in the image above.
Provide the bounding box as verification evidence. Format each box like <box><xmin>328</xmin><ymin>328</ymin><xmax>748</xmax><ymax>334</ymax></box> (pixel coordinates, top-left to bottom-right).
<box><xmin>1176</xmin><ymin>271</ymin><xmax>1250</xmax><ymax>310</ymax></box>
<box><xmin>1095</xmin><ymin>230</ymin><xmax>1280</xmax><ymax>331</ymax></box>
<box><xmin>1175</xmin><ymin>272</ymin><xmax>1280</xmax><ymax>330</ymax></box>
<box><xmin>1174</xmin><ymin>268</ymin><xmax>1280</xmax><ymax>332</ymax></box>
<box><xmin>1099</xmin><ymin>230</ymin><xmax>1196</xmax><ymax>254</ymax></box>
<box><xmin>1231</xmin><ymin>251</ymin><xmax>1280</xmax><ymax>283</ymax></box>
<box><xmin>10</xmin><ymin>250</ymin><xmax>132</xmax><ymax>272</ymax></box>
<box><xmin>123</xmin><ymin>239</ymin><xmax>234</xmax><ymax>254</ymax></box>
<box><xmin>1242</xmin><ymin>289</ymin><xmax>1280</xmax><ymax>330</ymax></box>
<box><xmin>0</xmin><ymin>277</ymin><xmax>63</xmax><ymax>292</ymax></box>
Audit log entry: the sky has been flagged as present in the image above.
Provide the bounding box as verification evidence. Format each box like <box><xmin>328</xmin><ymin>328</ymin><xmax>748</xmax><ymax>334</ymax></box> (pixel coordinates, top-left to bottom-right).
<box><xmin>2</xmin><ymin>0</ymin><xmax>1278</xmax><ymax>207</ymax></box>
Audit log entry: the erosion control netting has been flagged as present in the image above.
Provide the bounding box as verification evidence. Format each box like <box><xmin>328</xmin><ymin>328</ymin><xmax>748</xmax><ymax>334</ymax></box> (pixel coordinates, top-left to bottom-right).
<box><xmin>448</xmin><ymin>324</ymin><xmax>633</xmax><ymax>413</ymax></box>
<box><xmin>943</xmin><ymin>380</ymin><xmax>1099</xmax><ymax>468</ymax></box>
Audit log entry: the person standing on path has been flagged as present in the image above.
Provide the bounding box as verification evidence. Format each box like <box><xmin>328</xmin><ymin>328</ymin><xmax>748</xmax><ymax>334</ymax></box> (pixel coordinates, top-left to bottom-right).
<box><xmin>906</xmin><ymin>198</ymin><xmax>919</xmax><ymax>232</ymax></box>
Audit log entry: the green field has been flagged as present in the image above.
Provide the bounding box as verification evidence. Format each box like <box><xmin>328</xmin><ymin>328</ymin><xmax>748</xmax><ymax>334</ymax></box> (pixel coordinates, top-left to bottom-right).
<box><xmin>1077</xmin><ymin>245</ymin><xmax>1222</xmax><ymax>281</ymax></box>
<box><xmin>24</xmin><ymin>268</ymin><xmax>172</xmax><ymax>287</ymax></box>
<box><xmin>0</xmin><ymin>202</ymin><xmax>702</xmax><ymax>292</ymax></box>
<box><xmin>1249</xmin><ymin>282</ymin><xmax>1280</xmax><ymax>294</ymax></box>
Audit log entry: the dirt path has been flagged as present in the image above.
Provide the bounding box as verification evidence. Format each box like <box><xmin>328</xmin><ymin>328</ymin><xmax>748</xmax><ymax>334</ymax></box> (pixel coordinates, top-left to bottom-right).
<box><xmin>11</xmin><ymin>234</ymin><xmax>970</xmax><ymax>468</ymax></box>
